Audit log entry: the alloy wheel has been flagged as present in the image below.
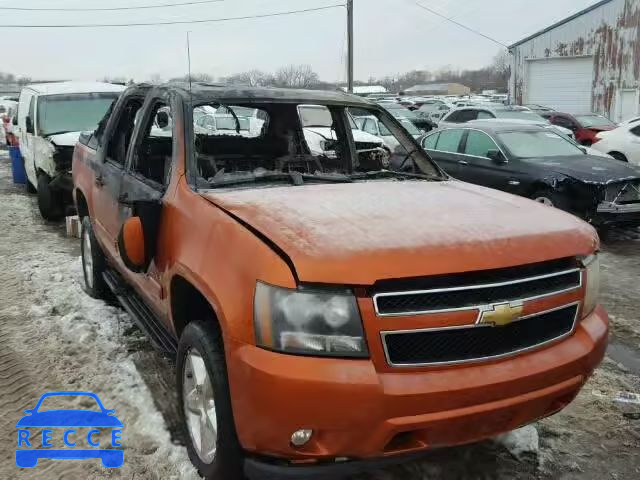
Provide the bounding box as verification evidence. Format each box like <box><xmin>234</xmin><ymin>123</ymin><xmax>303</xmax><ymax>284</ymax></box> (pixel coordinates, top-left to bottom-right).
<box><xmin>183</xmin><ymin>348</ymin><xmax>218</xmax><ymax>464</ymax></box>
<box><xmin>82</xmin><ymin>227</ymin><xmax>94</xmax><ymax>290</ymax></box>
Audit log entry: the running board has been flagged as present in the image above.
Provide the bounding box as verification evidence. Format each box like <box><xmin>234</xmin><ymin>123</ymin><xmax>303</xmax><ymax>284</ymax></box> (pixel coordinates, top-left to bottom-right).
<box><xmin>103</xmin><ymin>269</ymin><xmax>178</xmax><ymax>356</ymax></box>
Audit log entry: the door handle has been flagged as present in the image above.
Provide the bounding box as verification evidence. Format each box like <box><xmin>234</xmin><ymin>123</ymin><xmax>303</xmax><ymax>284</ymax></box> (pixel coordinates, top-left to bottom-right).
<box><xmin>94</xmin><ymin>175</ymin><xmax>105</xmax><ymax>187</ymax></box>
<box><xmin>458</xmin><ymin>160</ymin><xmax>469</xmax><ymax>165</ymax></box>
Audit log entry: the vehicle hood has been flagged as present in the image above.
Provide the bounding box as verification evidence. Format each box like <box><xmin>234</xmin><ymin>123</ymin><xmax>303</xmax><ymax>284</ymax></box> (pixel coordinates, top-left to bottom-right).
<box><xmin>46</xmin><ymin>131</ymin><xmax>82</xmax><ymax>147</ymax></box>
<box><xmin>522</xmin><ymin>154</ymin><xmax>640</xmax><ymax>184</ymax></box>
<box><xmin>16</xmin><ymin>410</ymin><xmax>123</xmax><ymax>427</ymax></box>
<box><xmin>204</xmin><ymin>181</ymin><xmax>597</xmax><ymax>284</ymax></box>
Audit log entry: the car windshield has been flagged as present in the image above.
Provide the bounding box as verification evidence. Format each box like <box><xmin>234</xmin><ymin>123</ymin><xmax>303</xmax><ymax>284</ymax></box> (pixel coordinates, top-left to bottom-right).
<box><xmin>215</xmin><ymin>116</ymin><xmax>250</xmax><ymax>131</ymax></box>
<box><xmin>382</xmin><ymin>104</ymin><xmax>416</xmax><ymax>119</ymax></box>
<box><xmin>37</xmin><ymin>395</ymin><xmax>101</xmax><ymax>412</ymax></box>
<box><xmin>399</xmin><ymin>118</ymin><xmax>420</xmax><ymax>135</ymax></box>
<box><xmin>194</xmin><ymin>102</ymin><xmax>441</xmax><ymax>188</ymax></box>
<box><xmin>37</xmin><ymin>93</ymin><xmax>119</xmax><ymax>136</ymax></box>
<box><xmin>493</xmin><ymin>109</ymin><xmax>546</xmax><ymax>122</ymax></box>
<box><xmin>575</xmin><ymin>114</ymin><xmax>616</xmax><ymax>128</ymax></box>
<box><xmin>498</xmin><ymin>130</ymin><xmax>585</xmax><ymax>158</ymax></box>
<box><xmin>217</xmin><ymin>106</ymin><xmax>256</xmax><ymax>118</ymax></box>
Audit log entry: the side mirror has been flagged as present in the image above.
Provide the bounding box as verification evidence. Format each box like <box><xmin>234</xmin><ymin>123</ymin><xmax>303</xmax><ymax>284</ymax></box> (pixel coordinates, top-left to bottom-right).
<box><xmin>25</xmin><ymin>116</ymin><xmax>34</xmax><ymax>134</ymax></box>
<box><xmin>487</xmin><ymin>149</ymin><xmax>506</xmax><ymax>163</ymax></box>
<box><xmin>117</xmin><ymin>217</ymin><xmax>146</xmax><ymax>272</ymax></box>
<box><xmin>116</xmin><ymin>200</ymin><xmax>162</xmax><ymax>272</ymax></box>
<box><xmin>156</xmin><ymin>111</ymin><xmax>169</xmax><ymax>129</ymax></box>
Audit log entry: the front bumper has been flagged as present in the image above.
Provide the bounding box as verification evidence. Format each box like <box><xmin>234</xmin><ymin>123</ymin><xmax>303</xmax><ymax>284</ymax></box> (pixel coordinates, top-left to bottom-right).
<box><xmin>228</xmin><ymin>306</ymin><xmax>608</xmax><ymax>478</ymax></box>
<box><xmin>594</xmin><ymin>201</ymin><xmax>640</xmax><ymax>226</ymax></box>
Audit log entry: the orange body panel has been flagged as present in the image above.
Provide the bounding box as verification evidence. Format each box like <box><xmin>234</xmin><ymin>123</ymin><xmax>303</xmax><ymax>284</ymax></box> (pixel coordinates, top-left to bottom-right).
<box><xmin>227</xmin><ymin>306</ymin><xmax>607</xmax><ymax>459</ymax></box>
<box><xmin>72</xmin><ymin>95</ymin><xmax>607</xmax><ymax>465</ymax></box>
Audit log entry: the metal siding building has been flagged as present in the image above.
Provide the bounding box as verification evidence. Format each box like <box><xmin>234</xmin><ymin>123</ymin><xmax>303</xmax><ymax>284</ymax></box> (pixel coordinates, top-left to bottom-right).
<box><xmin>509</xmin><ymin>0</ymin><xmax>640</xmax><ymax>121</ymax></box>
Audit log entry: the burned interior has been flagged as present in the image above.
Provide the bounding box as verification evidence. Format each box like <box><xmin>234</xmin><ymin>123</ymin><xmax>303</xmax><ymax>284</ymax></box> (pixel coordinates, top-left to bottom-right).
<box><xmin>189</xmin><ymin>94</ymin><xmax>442</xmax><ymax>188</ymax></box>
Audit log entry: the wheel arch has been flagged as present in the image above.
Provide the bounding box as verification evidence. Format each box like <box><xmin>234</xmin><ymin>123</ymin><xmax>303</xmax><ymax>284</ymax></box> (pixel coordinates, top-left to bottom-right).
<box><xmin>170</xmin><ymin>274</ymin><xmax>224</xmax><ymax>340</ymax></box>
<box><xmin>75</xmin><ymin>188</ymin><xmax>90</xmax><ymax>219</ymax></box>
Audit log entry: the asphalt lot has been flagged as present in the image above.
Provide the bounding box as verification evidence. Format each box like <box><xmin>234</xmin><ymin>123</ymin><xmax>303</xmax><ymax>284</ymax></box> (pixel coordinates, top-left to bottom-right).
<box><xmin>0</xmin><ymin>148</ymin><xmax>638</xmax><ymax>479</ymax></box>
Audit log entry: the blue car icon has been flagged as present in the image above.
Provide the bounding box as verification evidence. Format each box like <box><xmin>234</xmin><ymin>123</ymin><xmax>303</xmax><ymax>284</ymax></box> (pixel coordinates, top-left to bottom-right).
<box><xmin>16</xmin><ymin>391</ymin><xmax>123</xmax><ymax>468</ymax></box>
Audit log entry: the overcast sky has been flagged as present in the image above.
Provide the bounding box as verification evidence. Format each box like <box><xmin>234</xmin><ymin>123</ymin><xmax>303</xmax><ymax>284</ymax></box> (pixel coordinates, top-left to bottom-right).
<box><xmin>1</xmin><ymin>0</ymin><xmax>598</xmax><ymax>82</ymax></box>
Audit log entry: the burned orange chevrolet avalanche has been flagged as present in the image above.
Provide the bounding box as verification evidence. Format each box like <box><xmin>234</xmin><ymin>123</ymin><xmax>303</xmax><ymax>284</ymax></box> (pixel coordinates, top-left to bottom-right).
<box><xmin>72</xmin><ymin>83</ymin><xmax>608</xmax><ymax>479</ymax></box>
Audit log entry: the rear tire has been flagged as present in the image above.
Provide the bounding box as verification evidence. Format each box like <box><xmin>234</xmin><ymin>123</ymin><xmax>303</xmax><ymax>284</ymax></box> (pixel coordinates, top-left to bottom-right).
<box><xmin>177</xmin><ymin>321</ymin><xmax>244</xmax><ymax>480</ymax></box>
<box><xmin>37</xmin><ymin>174</ymin><xmax>63</xmax><ymax>221</ymax></box>
<box><xmin>81</xmin><ymin>216</ymin><xmax>108</xmax><ymax>299</ymax></box>
<box><xmin>609</xmin><ymin>152</ymin><xmax>628</xmax><ymax>162</ymax></box>
<box><xmin>25</xmin><ymin>179</ymin><xmax>36</xmax><ymax>194</ymax></box>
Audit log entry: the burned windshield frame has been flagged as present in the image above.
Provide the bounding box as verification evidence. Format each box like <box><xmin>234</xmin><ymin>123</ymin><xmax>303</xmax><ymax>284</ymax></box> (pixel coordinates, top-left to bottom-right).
<box><xmin>187</xmin><ymin>100</ymin><xmax>443</xmax><ymax>190</ymax></box>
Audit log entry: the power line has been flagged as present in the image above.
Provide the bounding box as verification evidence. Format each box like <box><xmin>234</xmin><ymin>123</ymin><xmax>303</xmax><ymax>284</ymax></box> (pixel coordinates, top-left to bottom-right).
<box><xmin>411</xmin><ymin>1</ymin><xmax>508</xmax><ymax>48</ymax></box>
<box><xmin>0</xmin><ymin>4</ymin><xmax>346</xmax><ymax>28</ymax></box>
<box><xmin>0</xmin><ymin>0</ymin><xmax>225</xmax><ymax>12</ymax></box>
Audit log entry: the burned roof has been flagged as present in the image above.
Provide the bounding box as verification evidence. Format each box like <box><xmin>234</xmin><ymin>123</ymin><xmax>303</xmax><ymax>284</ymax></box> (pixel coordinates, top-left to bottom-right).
<box><xmin>155</xmin><ymin>82</ymin><xmax>374</xmax><ymax>107</ymax></box>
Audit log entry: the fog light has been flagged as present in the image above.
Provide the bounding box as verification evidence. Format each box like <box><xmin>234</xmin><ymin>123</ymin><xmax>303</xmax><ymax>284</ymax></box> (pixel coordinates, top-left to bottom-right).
<box><xmin>290</xmin><ymin>429</ymin><xmax>313</xmax><ymax>447</ymax></box>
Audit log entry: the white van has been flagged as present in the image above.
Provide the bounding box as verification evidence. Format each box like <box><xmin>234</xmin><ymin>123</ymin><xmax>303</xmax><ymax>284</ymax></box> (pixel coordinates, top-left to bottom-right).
<box><xmin>16</xmin><ymin>82</ymin><xmax>124</xmax><ymax>220</ymax></box>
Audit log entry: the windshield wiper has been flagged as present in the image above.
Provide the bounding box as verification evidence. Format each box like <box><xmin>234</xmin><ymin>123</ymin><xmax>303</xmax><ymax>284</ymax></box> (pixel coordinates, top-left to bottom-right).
<box><xmin>208</xmin><ymin>171</ymin><xmax>353</xmax><ymax>188</ymax></box>
<box><xmin>350</xmin><ymin>170</ymin><xmax>441</xmax><ymax>181</ymax></box>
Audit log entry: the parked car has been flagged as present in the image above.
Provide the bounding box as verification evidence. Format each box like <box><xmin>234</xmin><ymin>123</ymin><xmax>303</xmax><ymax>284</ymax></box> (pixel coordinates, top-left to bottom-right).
<box><xmin>589</xmin><ymin>120</ymin><xmax>640</xmax><ymax>165</ymax></box>
<box><xmin>416</xmin><ymin>101</ymin><xmax>453</xmax><ymax>122</ymax></box>
<box><xmin>523</xmin><ymin>104</ymin><xmax>555</xmax><ymax>112</ymax></box>
<box><xmin>298</xmin><ymin>104</ymin><xmax>389</xmax><ymax>165</ymax></box>
<box><xmin>540</xmin><ymin>112</ymin><xmax>617</xmax><ymax>146</ymax></box>
<box><xmin>420</xmin><ymin>121</ymin><xmax>640</xmax><ymax>227</ymax></box>
<box><xmin>439</xmin><ymin>106</ymin><xmax>575</xmax><ymax>139</ymax></box>
<box><xmin>73</xmin><ymin>83</ymin><xmax>607</xmax><ymax>480</ymax></box>
<box><xmin>378</xmin><ymin>103</ymin><xmax>437</xmax><ymax>132</ymax></box>
<box><xmin>16</xmin><ymin>81</ymin><xmax>124</xmax><ymax>220</ymax></box>
<box><xmin>354</xmin><ymin>115</ymin><xmax>421</xmax><ymax>151</ymax></box>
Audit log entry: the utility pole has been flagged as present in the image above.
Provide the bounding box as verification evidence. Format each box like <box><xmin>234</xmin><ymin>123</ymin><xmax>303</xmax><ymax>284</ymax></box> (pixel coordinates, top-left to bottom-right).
<box><xmin>347</xmin><ymin>0</ymin><xmax>354</xmax><ymax>93</ymax></box>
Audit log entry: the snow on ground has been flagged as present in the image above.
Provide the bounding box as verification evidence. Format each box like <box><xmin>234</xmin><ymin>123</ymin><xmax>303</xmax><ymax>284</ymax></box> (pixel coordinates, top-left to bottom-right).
<box><xmin>0</xmin><ymin>155</ymin><xmax>197</xmax><ymax>479</ymax></box>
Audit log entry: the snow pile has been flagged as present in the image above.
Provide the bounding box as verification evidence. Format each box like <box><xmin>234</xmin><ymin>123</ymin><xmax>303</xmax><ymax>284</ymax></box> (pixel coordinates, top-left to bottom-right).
<box><xmin>495</xmin><ymin>425</ymin><xmax>539</xmax><ymax>459</ymax></box>
<box><xmin>15</xmin><ymin>247</ymin><xmax>198</xmax><ymax>479</ymax></box>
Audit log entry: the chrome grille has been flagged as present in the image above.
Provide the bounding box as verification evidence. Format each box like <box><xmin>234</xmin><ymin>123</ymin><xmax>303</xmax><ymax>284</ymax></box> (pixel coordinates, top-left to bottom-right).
<box><xmin>382</xmin><ymin>303</ymin><xmax>579</xmax><ymax>367</ymax></box>
<box><xmin>373</xmin><ymin>268</ymin><xmax>581</xmax><ymax>317</ymax></box>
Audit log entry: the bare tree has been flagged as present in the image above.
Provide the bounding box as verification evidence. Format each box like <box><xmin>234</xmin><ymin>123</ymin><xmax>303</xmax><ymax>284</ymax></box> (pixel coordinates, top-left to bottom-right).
<box><xmin>224</xmin><ymin>70</ymin><xmax>274</xmax><ymax>87</ymax></box>
<box><xmin>170</xmin><ymin>72</ymin><xmax>214</xmax><ymax>83</ymax></box>
<box><xmin>274</xmin><ymin>64</ymin><xmax>319</xmax><ymax>89</ymax></box>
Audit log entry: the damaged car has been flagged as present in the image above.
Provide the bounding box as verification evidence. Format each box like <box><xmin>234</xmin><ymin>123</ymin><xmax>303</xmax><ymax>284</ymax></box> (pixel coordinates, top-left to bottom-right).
<box><xmin>420</xmin><ymin>121</ymin><xmax>640</xmax><ymax>227</ymax></box>
<box><xmin>73</xmin><ymin>82</ymin><xmax>608</xmax><ymax>479</ymax></box>
<box><xmin>16</xmin><ymin>81</ymin><xmax>124</xmax><ymax>220</ymax></box>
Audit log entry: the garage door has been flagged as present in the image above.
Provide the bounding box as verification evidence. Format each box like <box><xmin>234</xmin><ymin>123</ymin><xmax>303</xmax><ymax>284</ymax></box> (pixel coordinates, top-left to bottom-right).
<box><xmin>526</xmin><ymin>57</ymin><xmax>593</xmax><ymax>112</ymax></box>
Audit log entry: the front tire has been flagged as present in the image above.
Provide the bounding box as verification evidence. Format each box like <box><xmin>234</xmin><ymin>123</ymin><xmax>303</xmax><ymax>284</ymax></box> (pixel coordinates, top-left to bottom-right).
<box><xmin>531</xmin><ymin>189</ymin><xmax>571</xmax><ymax>212</ymax></box>
<box><xmin>37</xmin><ymin>173</ymin><xmax>63</xmax><ymax>221</ymax></box>
<box><xmin>81</xmin><ymin>216</ymin><xmax>108</xmax><ymax>299</ymax></box>
<box><xmin>177</xmin><ymin>321</ymin><xmax>244</xmax><ymax>480</ymax></box>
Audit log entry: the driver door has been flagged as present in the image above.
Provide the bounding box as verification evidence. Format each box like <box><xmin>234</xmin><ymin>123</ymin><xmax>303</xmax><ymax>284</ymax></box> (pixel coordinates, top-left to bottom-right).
<box><xmin>117</xmin><ymin>95</ymin><xmax>175</xmax><ymax>321</ymax></box>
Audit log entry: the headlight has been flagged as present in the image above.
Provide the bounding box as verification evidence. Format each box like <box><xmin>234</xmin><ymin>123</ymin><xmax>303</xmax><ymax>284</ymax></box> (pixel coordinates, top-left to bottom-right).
<box><xmin>254</xmin><ymin>282</ymin><xmax>368</xmax><ymax>357</ymax></box>
<box><xmin>581</xmin><ymin>254</ymin><xmax>600</xmax><ymax>317</ymax></box>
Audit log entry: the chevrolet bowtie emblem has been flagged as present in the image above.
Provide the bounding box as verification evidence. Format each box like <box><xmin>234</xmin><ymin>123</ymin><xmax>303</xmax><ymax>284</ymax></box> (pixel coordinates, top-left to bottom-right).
<box><xmin>478</xmin><ymin>302</ymin><xmax>523</xmax><ymax>327</ymax></box>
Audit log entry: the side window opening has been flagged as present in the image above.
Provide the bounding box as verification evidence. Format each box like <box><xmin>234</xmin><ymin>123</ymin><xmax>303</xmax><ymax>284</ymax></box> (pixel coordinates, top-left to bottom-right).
<box><xmin>435</xmin><ymin>129</ymin><xmax>464</xmax><ymax>153</ymax></box>
<box><xmin>132</xmin><ymin>102</ymin><xmax>174</xmax><ymax>187</ymax></box>
<box><xmin>423</xmin><ymin>132</ymin><xmax>439</xmax><ymax>150</ymax></box>
<box><xmin>106</xmin><ymin>99</ymin><xmax>143</xmax><ymax>167</ymax></box>
<box><xmin>464</xmin><ymin>130</ymin><xmax>499</xmax><ymax>158</ymax></box>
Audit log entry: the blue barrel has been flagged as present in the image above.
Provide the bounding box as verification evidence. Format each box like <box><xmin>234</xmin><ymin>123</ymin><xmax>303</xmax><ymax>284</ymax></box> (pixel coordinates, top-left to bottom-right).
<box><xmin>9</xmin><ymin>146</ymin><xmax>27</xmax><ymax>185</ymax></box>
